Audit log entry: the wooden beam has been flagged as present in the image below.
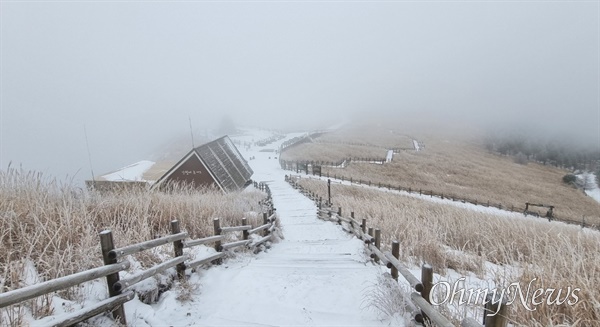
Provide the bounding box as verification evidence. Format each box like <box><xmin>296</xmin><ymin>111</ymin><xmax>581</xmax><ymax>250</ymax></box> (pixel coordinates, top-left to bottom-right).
<box><xmin>113</xmin><ymin>256</ymin><xmax>189</xmax><ymax>292</ymax></box>
<box><xmin>252</xmin><ymin>234</ymin><xmax>272</xmax><ymax>247</ymax></box>
<box><xmin>183</xmin><ymin>235</ymin><xmax>225</xmax><ymax>248</ymax></box>
<box><xmin>383</xmin><ymin>251</ymin><xmax>423</xmax><ymax>292</ymax></box>
<box><xmin>108</xmin><ymin>232</ymin><xmax>188</xmax><ymax>260</ymax></box>
<box><xmin>0</xmin><ymin>262</ymin><xmax>130</xmax><ymax>308</ymax></box>
<box><xmin>248</xmin><ymin>223</ymin><xmax>270</xmax><ymax>235</ymax></box>
<box><xmin>410</xmin><ymin>292</ymin><xmax>454</xmax><ymax>327</ymax></box>
<box><xmin>220</xmin><ymin>225</ymin><xmax>253</xmax><ymax>233</ymax></box>
<box><xmin>186</xmin><ymin>252</ymin><xmax>226</xmax><ymax>271</ymax></box>
<box><xmin>221</xmin><ymin>240</ymin><xmax>251</xmax><ymax>250</ymax></box>
<box><xmin>38</xmin><ymin>291</ymin><xmax>135</xmax><ymax>327</ymax></box>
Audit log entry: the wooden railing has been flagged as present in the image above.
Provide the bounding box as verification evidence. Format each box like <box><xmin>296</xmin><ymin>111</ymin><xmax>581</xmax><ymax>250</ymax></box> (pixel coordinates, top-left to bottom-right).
<box><xmin>311</xmin><ymin>139</ymin><xmax>419</xmax><ymax>153</ymax></box>
<box><xmin>280</xmin><ymin>158</ymin><xmax>387</xmax><ymax>172</ymax></box>
<box><xmin>254</xmin><ymin>134</ymin><xmax>285</xmax><ymax>147</ymax></box>
<box><xmin>0</xmin><ymin>183</ymin><xmax>277</xmax><ymax>326</ymax></box>
<box><xmin>286</xmin><ymin>176</ymin><xmax>509</xmax><ymax>327</ymax></box>
<box><xmin>283</xmin><ymin>165</ymin><xmax>598</xmax><ymax>231</ymax></box>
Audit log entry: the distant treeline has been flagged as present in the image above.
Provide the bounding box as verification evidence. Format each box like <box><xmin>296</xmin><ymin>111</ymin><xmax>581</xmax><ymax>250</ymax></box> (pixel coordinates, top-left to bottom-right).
<box><xmin>483</xmin><ymin>133</ymin><xmax>600</xmax><ymax>171</ymax></box>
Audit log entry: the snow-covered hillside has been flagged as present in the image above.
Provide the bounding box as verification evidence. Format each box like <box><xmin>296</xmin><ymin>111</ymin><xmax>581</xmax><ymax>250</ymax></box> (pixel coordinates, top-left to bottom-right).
<box><xmin>577</xmin><ymin>172</ymin><xmax>600</xmax><ymax>204</ymax></box>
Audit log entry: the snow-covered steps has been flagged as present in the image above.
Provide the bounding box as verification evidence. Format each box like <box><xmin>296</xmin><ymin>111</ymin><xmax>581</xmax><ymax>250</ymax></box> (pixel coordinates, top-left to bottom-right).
<box><xmin>184</xmin><ymin>176</ymin><xmax>390</xmax><ymax>326</ymax></box>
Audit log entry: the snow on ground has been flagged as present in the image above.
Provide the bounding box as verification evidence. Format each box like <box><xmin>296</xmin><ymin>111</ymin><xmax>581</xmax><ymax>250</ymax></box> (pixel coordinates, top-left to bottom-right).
<box><xmin>101</xmin><ymin>160</ymin><xmax>155</xmax><ymax>181</ymax></box>
<box><xmin>92</xmin><ymin>130</ymin><xmax>402</xmax><ymax>326</ymax></box>
<box><xmin>230</xmin><ymin>127</ymin><xmax>280</xmax><ymax>146</ymax></box>
<box><xmin>386</xmin><ymin>150</ymin><xmax>394</xmax><ymax>162</ymax></box>
<box><xmin>191</xmin><ymin>131</ymin><xmax>404</xmax><ymax>326</ymax></box>
<box><xmin>16</xmin><ymin>127</ymin><xmax>597</xmax><ymax>327</ymax></box>
<box><xmin>577</xmin><ymin>172</ymin><xmax>600</xmax><ymax>204</ymax></box>
<box><xmin>25</xmin><ymin>128</ymin><xmax>581</xmax><ymax>326</ymax></box>
<box><xmin>412</xmin><ymin>140</ymin><xmax>420</xmax><ymax>151</ymax></box>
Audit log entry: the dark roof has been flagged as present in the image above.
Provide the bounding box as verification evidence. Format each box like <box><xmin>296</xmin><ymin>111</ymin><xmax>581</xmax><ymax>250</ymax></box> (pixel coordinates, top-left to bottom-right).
<box><xmin>153</xmin><ymin>135</ymin><xmax>253</xmax><ymax>192</ymax></box>
<box><xmin>194</xmin><ymin>136</ymin><xmax>253</xmax><ymax>192</ymax></box>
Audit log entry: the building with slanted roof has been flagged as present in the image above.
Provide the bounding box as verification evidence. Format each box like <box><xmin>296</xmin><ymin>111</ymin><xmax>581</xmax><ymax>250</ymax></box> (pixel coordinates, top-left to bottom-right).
<box><xmin>151</xmin><ymin>135</ymin><xmax>253</xmax><ymax>192</ymax></box>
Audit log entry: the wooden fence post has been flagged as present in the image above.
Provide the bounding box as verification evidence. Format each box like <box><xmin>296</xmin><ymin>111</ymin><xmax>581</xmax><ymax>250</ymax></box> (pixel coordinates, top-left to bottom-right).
<box><xmin>100</xmin><ymin>230</ymin><xmax>127</xmax><ymax>326</ymax></box>
<box><xmin>421</xmin><ymin>264</ymin><xmax>433</xmax><ymax>323</ymax></box>
<box><xmin>368</xmin><ymin>227</ymin><xmax>373</xmax><ymax>238</ymax></box>
<box><xmin>211</xmin><ymin>218</ymin><xmax>226</xmax><ymax>266</ymax></box>
<box><xmin>242</xmin><ymin>217</ymin><xmax>249</xmax><ymax>240</ymax></box>
<box><xmin>483</xmin><ymin>293</ymin><xmax>508</xmax><ymax>327</ymax></box>
<box><xmin>362</xmin><ymin>219</ymin><xmax>367</xmax><ymax>234</ymax></box>
<box><xmin>374</xmin><ymin>229</ymin><xmax>381</xmax><ymax>263</ymax></box>
<box><xmin>171</xmin><ymin>220</ymin><xmax>185</xmax><ymax>280</ymax></box>
<box><xmin>350</xmin><ymin>212</ymin><xmax>355</xmax><ymax>229</ymax></box>
<box><xmin>391</xmin><ymin>241</ymin><xmax>399</xmax><ymax>280</ymax></box>
<box><xmin>263</xmin><ymin>213</ymin><xmax>270</xmax><ymax>236</ymax></box>
<box><xmin>213</xmin><ymin>218</ymin><xmax>222</xmax><ymax>254</ymax></box>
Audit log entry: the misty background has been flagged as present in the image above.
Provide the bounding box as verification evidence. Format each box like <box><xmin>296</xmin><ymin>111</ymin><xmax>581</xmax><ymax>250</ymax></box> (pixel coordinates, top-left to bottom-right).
<box><xmin>1</xmin><ymin>1</ymin><xmax>598</xmax><ymax>184</ymax></box>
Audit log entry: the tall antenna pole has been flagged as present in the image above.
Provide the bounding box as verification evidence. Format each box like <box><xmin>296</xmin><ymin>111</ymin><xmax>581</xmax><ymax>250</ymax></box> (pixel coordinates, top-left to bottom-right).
<box><xmin>84</xmin><ymin>124</ymin><xmax>95</xmax><ymax>181</ymax></box>
<box><xmin>189</xmin><ymin>116</ymin><xmax>195</xmax><ymax>148</ymax></box>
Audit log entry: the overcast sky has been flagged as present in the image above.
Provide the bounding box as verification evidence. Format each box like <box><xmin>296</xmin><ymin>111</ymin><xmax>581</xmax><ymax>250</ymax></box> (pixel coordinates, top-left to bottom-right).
<box><xmin>1</xmin><ymin>1</ymin><xmax>598</xmax><ymax>183</ymax></box>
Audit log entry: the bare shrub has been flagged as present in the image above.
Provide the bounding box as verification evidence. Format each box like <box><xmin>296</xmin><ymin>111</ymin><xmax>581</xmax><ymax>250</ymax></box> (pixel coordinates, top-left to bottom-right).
<box><xmin>363</xmin><ymin>273</ymin><xmax>411</xmax><ymax>323</ymax></box>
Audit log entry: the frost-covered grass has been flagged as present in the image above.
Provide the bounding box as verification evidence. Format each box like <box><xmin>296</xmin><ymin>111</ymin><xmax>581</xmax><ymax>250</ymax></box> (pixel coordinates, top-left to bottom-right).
<box><xmin>296</xmin><ymin>177</ymin><xmax>600</xmax><ymax>326</ymax></box>
<box><xmin>0</xmin><ymin>167</ymin><xmax>265</xmax><ymax>324</ymax></box>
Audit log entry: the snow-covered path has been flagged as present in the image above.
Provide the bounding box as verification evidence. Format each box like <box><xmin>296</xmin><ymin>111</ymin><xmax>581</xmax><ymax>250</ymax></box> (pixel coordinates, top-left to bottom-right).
<box><xmin>178</xmin><ymin>133</ymin><xmax>392</xmax><ymax>326</ymax></box>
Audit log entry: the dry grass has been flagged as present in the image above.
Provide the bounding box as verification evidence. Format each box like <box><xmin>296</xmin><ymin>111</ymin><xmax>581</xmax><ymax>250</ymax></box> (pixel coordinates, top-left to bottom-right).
<box><xmin>0</xmin><ymin>167</ymin><xmax>265</xmax><ymax>323</ymax></box>
<box><xmin>296</xmin><ymin>177</ymin><xmax>600</xmax><ymax>326</ymax></box>
<box><xmin>316</xmin><ymin>126</ymin><xmax>414</xmax><ymax>149</ymax></box>
<box><xmin>282</xmin><ymin>126</ymin><xmax>600</xmax><ymax>226</ymax></box>
<box><xmin>280</xmin><ymin>143</ymin><xmax>388</xmax><ymax>163</ymax></box>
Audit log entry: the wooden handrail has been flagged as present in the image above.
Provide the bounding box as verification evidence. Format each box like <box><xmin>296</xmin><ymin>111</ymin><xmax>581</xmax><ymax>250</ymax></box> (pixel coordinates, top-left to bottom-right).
<box><xmin>186</xmin><ymin>252</ymin><xmax>226</xmax><ymax>271</ymax></box>
<box><xmin>0</xmin><ymin>262</ymin><xmax>130</xmax><ymax>308</ymax></box>
<box><xmin>108</xmin><ymin>232</ymin><xmax>188</xmax><ymax>260</ymax></box>
<box><xmin>37</xmin><ymin>291</ymin><xmax>135</xmax><ymax>327</ymax></box>
<box><xmin>220</xmin><ymin>225</ymin><xmax>253</xmax><ymax>233</ymax></box>
<box><xmin>221</xmin><ymin>240</ymin><xmax>251</xmax><ymax>250</ymax></box>
<box><xmin>249</xmin><ymin>223</ymin><xmax>270</xmax><ymax>234</ymax></box>
<box><xmin>113</xmin><ymin>255</ymin><xmax>189</xmax><ymax>292</ymax></box>
<box><xmin>184</xmin><ymin>235</ymin><xmax>225</xmax><ymax>248</ymax></box>
<box><xmin>410</xmin><ymin>292</ymin><xmax>455</xmax><ymax>327</ymax></box>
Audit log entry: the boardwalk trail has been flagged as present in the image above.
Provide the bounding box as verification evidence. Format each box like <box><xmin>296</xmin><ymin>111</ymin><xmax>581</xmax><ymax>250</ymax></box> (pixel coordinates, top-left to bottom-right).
<box><xmin>185</xmin><ymin>133</ymin><xmax>393</xmax><ymax>326</ymax></box>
